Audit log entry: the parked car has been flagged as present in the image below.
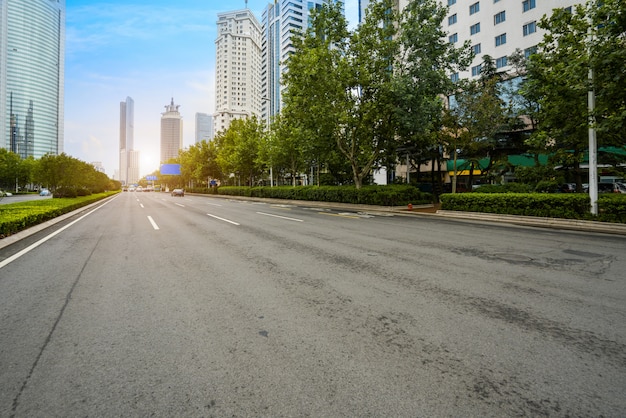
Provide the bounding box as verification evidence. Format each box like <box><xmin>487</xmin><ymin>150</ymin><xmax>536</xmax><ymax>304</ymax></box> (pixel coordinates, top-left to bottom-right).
<box><xmin>598</xmin><ymin>183</ymin><xmax>617</xmax><ymax>193</ymax></box>
<box><xmin>39</xmin><ymin>189</ymin><xmax>52</xmax><ymax>196</ymax></box>
<box><xmin>559</xmin><ymin>183</ymin><xmax>577</xmax><ymax>193</ymax></box>
<box><xmin>613</xmin><ymin>182</ymin><xmax>626</xmax><ymax>194</ymax></box>
<box><xmin>171</xmin><ymin>188</ymin><xmax>184</xmax><ymax>197</ymax></box>
<box><xmin>0</xmin><ymin>190</ymin><xmax>13</xmax><ymax>197</ymax></box>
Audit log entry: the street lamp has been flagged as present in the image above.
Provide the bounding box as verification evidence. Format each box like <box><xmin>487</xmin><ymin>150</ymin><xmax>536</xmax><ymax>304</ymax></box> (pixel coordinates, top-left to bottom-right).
<box><xmin>261</xmin><ymin>96</ymin><xmax>273</xmax><ymax>187</ymax></box>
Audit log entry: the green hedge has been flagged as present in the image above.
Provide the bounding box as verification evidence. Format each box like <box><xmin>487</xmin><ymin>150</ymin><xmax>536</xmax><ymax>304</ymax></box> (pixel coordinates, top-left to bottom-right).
<box><xmin>212</xmin><ymin>185</ymin><xmax>431</xmax><ymax>206</ymax></box>
<box><xmin>0</xmin><ymin>192</ymin><xmax>118</xmax><ymax>238</ymax></box>
<box><xmin>440</xmin><ymin>192</ymin><xmax>626</xmax><ymax>222</ymax></box>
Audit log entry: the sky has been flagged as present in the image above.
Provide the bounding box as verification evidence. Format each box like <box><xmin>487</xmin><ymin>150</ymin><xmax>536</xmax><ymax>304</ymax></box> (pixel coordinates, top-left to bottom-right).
<box><xmin>64</xmin><ymin>0</ymin><xmax>359</xmax><ymax>178</ymax></box>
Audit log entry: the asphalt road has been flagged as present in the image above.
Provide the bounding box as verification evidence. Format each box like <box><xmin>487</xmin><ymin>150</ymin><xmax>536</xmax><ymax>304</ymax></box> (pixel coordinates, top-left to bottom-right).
<box><xmin>1</xmin><ymin>192</ymin><xmax>625</xmax><ymax>417</ymax></box>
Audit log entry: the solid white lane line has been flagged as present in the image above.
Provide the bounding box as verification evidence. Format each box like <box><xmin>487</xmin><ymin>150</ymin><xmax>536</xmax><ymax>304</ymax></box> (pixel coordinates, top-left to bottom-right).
<box><xmin>256</xmin><ymin>212</ymin><xmax>304</xmax><ymax>222</ymax></box>
<box><xmin>147</xmin><ymin>216</ymin><xmax>160</xmax><ymax>230</ymax></box>
<box><xmin>206</xmin><ymin>213</ymin><xmax>240</xmax><ymax>225</ymax></box>
<box><xmin>0</xmin><ymin>197</ymin><xmax>116</xmax><ymax>270</ymax></box>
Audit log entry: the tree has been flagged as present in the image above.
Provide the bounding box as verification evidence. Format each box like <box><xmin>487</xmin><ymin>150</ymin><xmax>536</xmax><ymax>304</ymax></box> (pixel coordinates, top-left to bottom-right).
<box><xmin>179</xmin><ymin>140</ymin><xmax>221</xmax><ymax>188</ymax></box>
<box><xmin>258</xmin><ymin>114</ymin><xmax>307</xmax><ymax>186</ymax></box>
<box><xmin>524</xmin><ymin>0</ymin><xmax>626</xmax><ymax>188</ymax></box>
<box><xmin>394</xmin><ymin>0</ymin><xmax>473</xmax><ymax>190</ymax></box>
<box><xmin>0</xmin><ymin>149</ymin><xmax>21</xmax><ymax>191</ymax></box>
<box><xmin>281</xmin><ymin>1</ymin><xmax>350</xmax><ymax>186</ymax></box>
<box><xmin>214</xmin><ymin>116</ymin><xmax>265</xmax><ymax>186</ymax></box>
<box><xmin>283</xmin><ymin>0</ymin><xmax>401</xmax><ymax>189</ymax></box>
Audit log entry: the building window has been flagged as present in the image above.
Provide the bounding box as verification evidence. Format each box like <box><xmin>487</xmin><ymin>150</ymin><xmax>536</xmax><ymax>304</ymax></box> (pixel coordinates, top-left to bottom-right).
<box><xmin>495</xmin><ymin>33</ymin><xmax>507</xmax><ymax>46</ymax></box>
<box><xmin>470</xmin><ymin>2</ymin><xmax>480</xmax><ymax>15</ymax></box>
<box><xmin>473</xmin><ymin>43</ymin><xmax>482</xmax><ymax>55</ymax></box>
<box><xmin>494</xmin><ymin>11</ymin><xmax>506</xmax><ymax>25</ymax></box>
<box><xmin>448</xmin><ymin>0</ymin><xmax>456</xmax><ymax>5</ymax></box>
<box><xmin>448</xmin><ymin>14</ymin><xmax>457</xmax><ymax>25</ymax></box>
<box><xmin>470</xmin><ymin>23</ymin><xmax>481</xmax><ymax>35</ymax></box>
<box><xmin>449</xmin><ymin>33</ymin><xmax>458</xmax><ymax>43</ymax></box>
<box><xmin>523</xmin><ymin>21</ymin><xmax>537</xmax><ymax>36</ymax></box>
<box><xmin>450</xmin><ymin>72</ymin><xmax>460</xmax><ymax>83</ymax></box>
<box><xmin>496</xmin><ymin>56</ymin><xmax>508</xmax><ymax>68</ymax></box>
<box><xmin>471</xmin><ymin>64</ymin><xmax>482</xmax><ymax>77</ymax></box>
<box><xmin>524</xmin><ymin>45</ymin><xmax>537</xmax><ymax>58</ymax></box>
<box><xmin>522</xmin><ymin>0</ymin><xmax>536</xmax><ymax>12</ymax></box>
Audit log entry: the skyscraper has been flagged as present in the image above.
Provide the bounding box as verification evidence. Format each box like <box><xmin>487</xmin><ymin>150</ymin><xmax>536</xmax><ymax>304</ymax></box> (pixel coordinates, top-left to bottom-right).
<box><xmin>119</xmin><ymin>96</ymin><xmax>139</xmax><ymax>185</ymax></box>
<box><xmin>0</xmin><ymin>0</ymin><xmax>65</xmax><ymax>159</ymax></box>
<box><xmin>161</xmin><ymin>98</ymin><xmax>183</xmax><ymax>163</ymax></box>
<box><xmin>213</xmin><ymin>9</ymin><xmax>262</xmax><ymax>136</ymax></box>
<box><xmin>261</xmin><ymin>0</ymin><xmax>345</xmax><ymax>122</ymax></box>
<box><xmin>195</xmin><ymin>112</ymin><xmax>213</xmax><ymax>143</ymax></box>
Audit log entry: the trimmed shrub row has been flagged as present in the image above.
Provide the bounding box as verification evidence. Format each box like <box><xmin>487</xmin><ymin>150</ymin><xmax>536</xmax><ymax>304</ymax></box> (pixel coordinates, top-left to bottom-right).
<box><xmin>0</xmin><ymin>192</ymin><xmax>118</xmax><ymax>238</ymax></box>
<box><xmin>212</xmin><ymin>185</ymin><xmax>431</xmax><ymax>206</ymax></box>
<box><xmin>440</xmin><ymin>192</ymin><xmax>626</xmax><ymax>222</ymax></box>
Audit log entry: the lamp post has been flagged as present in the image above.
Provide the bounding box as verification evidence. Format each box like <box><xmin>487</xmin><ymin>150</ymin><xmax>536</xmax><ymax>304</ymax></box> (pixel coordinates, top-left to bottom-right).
<box><xmin>261</xmin><ymin>96</ymin><xmax>273</xmax><ymax>187</ymax></box>
<box><xmin>587</xmin><ymin>13</ymin><xmax>598</xmax><ymax>215</ymax></box>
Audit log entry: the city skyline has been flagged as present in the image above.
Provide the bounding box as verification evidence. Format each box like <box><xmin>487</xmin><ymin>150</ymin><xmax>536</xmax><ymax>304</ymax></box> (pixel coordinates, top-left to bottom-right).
<box><xmin>63</xmin><ymin>0</ymin><xmax>359</xmax><ymax>178</ymax></box>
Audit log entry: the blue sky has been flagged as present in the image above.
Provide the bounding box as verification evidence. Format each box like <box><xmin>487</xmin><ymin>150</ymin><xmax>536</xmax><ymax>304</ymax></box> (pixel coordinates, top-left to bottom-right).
<box><xmin>64</xmin><ymin>0</ymin><xmax>359</xmax><ymax>178</ymax></box>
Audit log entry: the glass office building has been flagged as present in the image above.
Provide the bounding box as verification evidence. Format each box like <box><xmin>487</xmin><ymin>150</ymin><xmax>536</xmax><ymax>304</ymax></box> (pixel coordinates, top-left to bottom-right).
<box><xmin>0</xmin><ymin>0</ymin><xmax>65</xmax><ymax>159</ymax></box>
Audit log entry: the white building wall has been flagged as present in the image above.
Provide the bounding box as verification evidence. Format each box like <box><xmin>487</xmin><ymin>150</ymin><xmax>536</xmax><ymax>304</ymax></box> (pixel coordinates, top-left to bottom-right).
<box><xmin>394</xmin><ymin>0</ymin><xmax>585</xmax><ymax>81</ymax></box>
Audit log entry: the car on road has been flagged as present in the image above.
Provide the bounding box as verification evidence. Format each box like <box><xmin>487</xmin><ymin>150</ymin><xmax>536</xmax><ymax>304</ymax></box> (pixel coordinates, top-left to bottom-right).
<box><xmin>39</xmin><ymin>189</ymin><xmax>52</xmax><ymax>196</ymax></box>
<box><xmin>171</xmin><ymin>188</ymin><xmax>184</xmax><ymax>197</ymax></box>
<box><xmin>0</xmin><ymin>190</ymin><xmax>13</xmax><ymax>197</ymax></box>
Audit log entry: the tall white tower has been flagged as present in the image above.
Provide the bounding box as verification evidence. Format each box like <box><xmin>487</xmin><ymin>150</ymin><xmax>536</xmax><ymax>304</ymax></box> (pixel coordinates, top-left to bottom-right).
<box><xmin>213</xmin><ymin>9</ymin><xmax>262</xmax><ymax>136</ymax></box>
<box><xmin>119</xmin><ymin>97</ymin><xmax>139</xmax><ymax>185</ymax></box>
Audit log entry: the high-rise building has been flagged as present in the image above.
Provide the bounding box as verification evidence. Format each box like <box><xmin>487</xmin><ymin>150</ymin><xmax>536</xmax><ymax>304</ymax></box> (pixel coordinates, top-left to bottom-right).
<box><xmin>261</xmin><ymin>0</ymin><xmax>345</xmax><ymax>121</ymax></box>
<box><xmin>213</xmin><ymin>9</ymin><xmax>263</xmax><ymax>136</ymax></box>
<box><xmin>161</xmin><ymin>98</ymin><xmax>183</xmax><ymax>163</ymax></box>
<box><xmin>195</xmin><ymin>112</ymin><xmax>213</xmax><ymax>143</ymax></box>
<box><xmin>0</xmin><ymin>0</ymin><xmax>65</xmax><ymax>159</ymax></box>
<box><xmin>119</xmin><ymin>96</ymin><xmax>139</xmax><ymax>185</ymax></box>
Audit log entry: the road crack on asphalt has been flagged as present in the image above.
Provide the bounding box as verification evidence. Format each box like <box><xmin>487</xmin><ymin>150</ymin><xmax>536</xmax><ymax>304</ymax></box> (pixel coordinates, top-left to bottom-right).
<box><xmin>10</xmin><ymin>235</ymin><xmax>103</xmax><ymax>417</ymax></box>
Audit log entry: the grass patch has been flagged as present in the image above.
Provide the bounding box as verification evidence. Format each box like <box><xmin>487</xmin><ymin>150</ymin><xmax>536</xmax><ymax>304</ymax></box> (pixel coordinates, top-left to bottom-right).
<box><xmin>0</xmin><ymin>192</ymin><xmax>119</xmax><ymax>238</ymax></box>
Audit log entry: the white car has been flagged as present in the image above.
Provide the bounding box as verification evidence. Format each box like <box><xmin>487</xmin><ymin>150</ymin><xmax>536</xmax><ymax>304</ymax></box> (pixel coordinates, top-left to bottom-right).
<box><xmin>0</xmin><ymin>190</ymin><xmax>13</xmax><ymax>197</ymax></box>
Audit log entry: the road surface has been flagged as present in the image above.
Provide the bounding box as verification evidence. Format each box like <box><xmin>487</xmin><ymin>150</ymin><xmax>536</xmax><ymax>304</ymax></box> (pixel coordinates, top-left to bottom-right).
<box><xmin>1</xmin><ymin>192</ymin><xmax>624</xmax><ymax>416</ymax></box>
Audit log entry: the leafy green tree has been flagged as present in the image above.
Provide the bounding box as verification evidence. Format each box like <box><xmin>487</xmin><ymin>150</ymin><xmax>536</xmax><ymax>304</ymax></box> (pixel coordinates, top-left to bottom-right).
<box><xmin>394</xmin><ymin>0</ymin><xmax>473</xmax><ymax>185</ymax></box>
<box><xmin>0</xmin><ymin>149</ymin><xmax>21</xmax><ymax>191</ymax></box>
<box><xmin>524</xmin><ymin>0</ymin><xmax>626</xmax><ymax>188</ymax></box>
<box><xmin>179</xmin><ymin>140</ymin><xmax>222</xmax><ymax>188</ymax></box>
<box><xmin>214</xmin><ymin>116</ymin><xmax>265</xmax><ymax>186</ymax></box>
<box><xmin>258</xmin><ymin>114</ymin><xmax>308</xmax><ymax>186</ymax></box>
<box><xmin>281</xmin><ymin>1</ymin><xmax>350</xmax><ymax>186</ymax></box>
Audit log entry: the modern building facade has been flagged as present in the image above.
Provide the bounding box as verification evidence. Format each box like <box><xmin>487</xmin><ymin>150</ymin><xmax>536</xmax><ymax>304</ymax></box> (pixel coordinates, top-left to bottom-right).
<box><xmin>119</xmin><ymin>96</ymin><xmax>139</xmax><ymax>185</ymax></box>
<box><xmin>0</xmin><ymin>0</ymin><xmax>65</xmax><ymax>159</ymax></box>
<box><xmin>213</xmin><ymin>9</ymin><xmax>263</xmax><ymax>136</ymax></box>
<box><xmin>195</xmin><ymin>112</ymin><xmax>213</xmax><ymax>143</ymax></box>
<box><xmin>261</xmin><ymin>0</ymin><xmax>345</xmax><ymax>122</ymax></box>
<box><xmin>161</xmin><ymin>98</ymin><xmax>183</xmax><ymax>163</ymax></box>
